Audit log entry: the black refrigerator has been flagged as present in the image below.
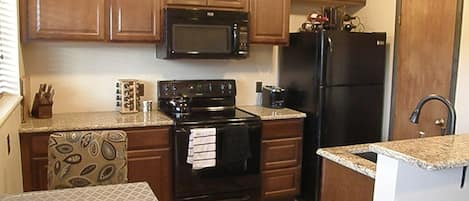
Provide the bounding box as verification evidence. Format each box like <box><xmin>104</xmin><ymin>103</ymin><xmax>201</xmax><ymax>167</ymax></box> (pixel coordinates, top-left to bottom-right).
<box><xmin>278</xmin><ymin>31</ymin><xmax>386</xmax><ymax>201</ymax></box>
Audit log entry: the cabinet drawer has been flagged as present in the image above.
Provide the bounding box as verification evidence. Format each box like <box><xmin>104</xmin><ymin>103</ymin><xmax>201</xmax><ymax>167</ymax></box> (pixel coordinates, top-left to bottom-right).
<box><xmin>262</xmin><ymin>167</ymin><xmax>301</xmax><ymax>199</ymax></box>
<box><xmin>27</xmin><ymin>127</ymin><xmax>170</xmax><ymax>156</ymax></box>
<box><xmin>127</xmin><ymin>127</ymin><xmax>170</xmax><ymax>150</ymax></box>
<box><xmin>262</xmin><ymin>119</ymin><xmax>303</xmax><ymax>140</ymax></box>
<box><xmin>30</xmin><ymin>134</ymin><xmax>50</xmax><ymax>156</ymax></box>
<box><xmin>262</xmin><ymin>138</ymin><xmax>301</xmax><ymax>170</ymax></box>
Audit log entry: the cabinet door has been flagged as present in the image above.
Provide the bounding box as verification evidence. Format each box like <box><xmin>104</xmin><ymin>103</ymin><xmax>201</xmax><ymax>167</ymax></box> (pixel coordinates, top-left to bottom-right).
<box><xmin>128</xmin><ymin>149</ymin><xmax>172</xmax><ymax>201</ymax></box>
<box><xmin>166</xmin><ymin>0</ymin><xmax>207</xmax><ymax>6</ymax></box>
<box><xmin>31</xmin><ymin>157</ymin><xmax>48</xmax><ymax>191</ymax></box>
<box><xmin>250</xmin><ymin>0</ymin><xmax>290</xmax><ymax>44</ymax></box>
<box><xmin>320</xmin><ymin>159</ymin><xmax>374</xmax><ymax>201</ymax></box>
<box><xmin>110</xmin><ymin>0</ymin><xmax>161</xmax><ymax>42</ymax></box>
<box><xmin>262</xmin><ymin>167</ymin><xmax>301</xmax><ymax>200</ymax></box>
<box><xmin>27</xmin><ymin>0</ymin><xmax>106</xmax><ymax>40</ymax></box>
<box><xmin>207</xmin><ymin>0</ymin><xmax>247</xmax><ymax>9</ymax></box>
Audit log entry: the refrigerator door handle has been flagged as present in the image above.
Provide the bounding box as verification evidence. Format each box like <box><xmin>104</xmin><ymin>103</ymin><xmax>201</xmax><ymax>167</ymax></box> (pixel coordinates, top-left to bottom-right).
<box><xmin>327</xmin><ymin>37</ymin><xmax>333</xmax><ymax>53</ymax></box>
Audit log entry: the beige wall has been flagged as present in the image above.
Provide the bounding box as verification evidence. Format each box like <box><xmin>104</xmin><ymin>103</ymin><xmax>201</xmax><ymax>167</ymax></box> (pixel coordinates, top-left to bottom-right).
<box><xmin>0</xmin><ymin>106</ymin><xmax>23</xmax><ymax>194</ymax></box>
<box><xmin>23</xmin><ymin>43</ymin><xmax>277</xmax><ymax>113</ymax></box>
<box><xmin>455</xmin><ymin>1</ymin><xmax>469</xmax><ymax>133</ymax></box>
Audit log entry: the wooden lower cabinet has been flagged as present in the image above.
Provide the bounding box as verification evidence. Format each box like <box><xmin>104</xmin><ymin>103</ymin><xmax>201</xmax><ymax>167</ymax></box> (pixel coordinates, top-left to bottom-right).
<box><xmin>261</xmin><ymin>119</ymin><xmax>304</xmax><ymax>201</ymax></box>
<box><xmin>20</xmin><ymin>127</ymin><xmax>172</xmax><ymax>201</ymax></box>
<box><xmin>128</xmin><ymin>149</ymin><xmax>171</xmax><ymax>201</ymax></box>
<box><xmin>262</xmin><ymin>167</ymin><xmax>301</xmax><ymax>200</ymax></box>
<box><xmin>320</xmin><ymin>159</ymin><xmax>374</xmax><ymax>201</ymax></box>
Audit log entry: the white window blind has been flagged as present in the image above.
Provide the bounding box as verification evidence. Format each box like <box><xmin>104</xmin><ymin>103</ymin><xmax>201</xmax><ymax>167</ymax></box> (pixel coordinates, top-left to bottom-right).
<box><xmin>0</xmin><ymin>0</ymin><xmax>20</xmax><ymax>95</ymax></box>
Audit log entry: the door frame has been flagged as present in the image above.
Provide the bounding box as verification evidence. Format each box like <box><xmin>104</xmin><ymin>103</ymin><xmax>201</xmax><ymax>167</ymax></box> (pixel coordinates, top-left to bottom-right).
<box><xmin>388</xmin><ymin>0</ymin><xmax>464</xmax><ymax>138</ymax></box>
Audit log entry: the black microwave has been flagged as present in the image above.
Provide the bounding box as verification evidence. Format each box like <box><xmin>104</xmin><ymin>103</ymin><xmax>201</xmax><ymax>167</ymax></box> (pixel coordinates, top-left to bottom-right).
<box><xmin>157</xmin><ymin>8</ymin><xmax>249</xmax><ymax>59</ymax></box>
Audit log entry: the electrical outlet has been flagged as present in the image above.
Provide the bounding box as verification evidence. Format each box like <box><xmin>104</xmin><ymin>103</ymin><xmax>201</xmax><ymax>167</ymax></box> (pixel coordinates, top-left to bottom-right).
<box><xmin>256</xmin><ymin>81</ymin><xmax>262</xmax><ymax>93</ymax></box>
<box><xmin>6</xmin><ymin>134</ymin><xmax>11</xmax><ymax>156</ymax></box>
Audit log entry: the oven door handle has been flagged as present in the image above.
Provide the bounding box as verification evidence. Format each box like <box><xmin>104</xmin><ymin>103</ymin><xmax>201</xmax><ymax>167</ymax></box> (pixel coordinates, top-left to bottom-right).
<box><xmin>182</xmin><ymin>195</ymin><xmax>210</xmax><ymax>200</ymax></box>
<box><xmin>216</xmin><ymin>195</ymin><xmax>251</xmax><ymax>201</ymax></box>
<box><xmin>175</xmin><ymin>122</ymin><xmax>258</xmax><ymax>133</ymax></box>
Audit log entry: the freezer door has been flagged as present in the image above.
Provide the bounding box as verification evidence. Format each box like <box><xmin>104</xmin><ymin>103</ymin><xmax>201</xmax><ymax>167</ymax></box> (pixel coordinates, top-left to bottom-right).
<box><xmin>278</xmin><ymin>32</ymin><xmax>322</xmax><ymax>114</ymax></box>
<box><xmin>320</xmin><ymin>85</ymin><xmax>383</xmax><ymax>147</ymax></box>
<box><xmin>324</xmin><ymin>31</ymin><xmax>386</xmax><ymax>86</ymax></box>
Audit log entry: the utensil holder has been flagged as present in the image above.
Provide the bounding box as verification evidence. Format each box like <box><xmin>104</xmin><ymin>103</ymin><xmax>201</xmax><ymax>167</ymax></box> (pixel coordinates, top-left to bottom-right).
<box><xmin>32</xmin><ymin>104</ymin><xmax>52</xmax><ymax>119</ymax></box>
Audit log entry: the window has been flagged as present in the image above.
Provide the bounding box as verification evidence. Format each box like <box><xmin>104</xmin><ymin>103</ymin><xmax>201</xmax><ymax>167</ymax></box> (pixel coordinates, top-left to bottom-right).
<box><xmin>0</xmin><ymin>0</ymin><xmax>20</xmax><ymax>96</ymax></box>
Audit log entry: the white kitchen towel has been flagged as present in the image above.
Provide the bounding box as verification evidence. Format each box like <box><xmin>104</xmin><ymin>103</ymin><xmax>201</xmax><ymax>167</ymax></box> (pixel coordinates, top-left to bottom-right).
<box><xmin>187</xmin><ymin>128</ymin><xmax>217</xmax><ymax>170</ymax></box>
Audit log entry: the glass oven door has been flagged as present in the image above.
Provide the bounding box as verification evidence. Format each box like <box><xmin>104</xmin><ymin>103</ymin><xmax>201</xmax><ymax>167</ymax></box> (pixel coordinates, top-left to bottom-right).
<box><xmin>173</xmin><ymin>121</ymin><xmax>261</xmax><ymax>201</ymax></box>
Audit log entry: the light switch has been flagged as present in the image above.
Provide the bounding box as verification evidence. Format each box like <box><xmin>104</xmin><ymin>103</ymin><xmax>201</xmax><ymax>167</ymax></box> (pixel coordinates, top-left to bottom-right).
<box><xmin>6</xmin><ymin>134</ymin><xmax>10</xmax><ymax>156</ymax></box>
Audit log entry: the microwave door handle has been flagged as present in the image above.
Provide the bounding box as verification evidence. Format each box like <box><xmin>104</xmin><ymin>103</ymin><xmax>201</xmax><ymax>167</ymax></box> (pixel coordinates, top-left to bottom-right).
<box><xmin>233</xmin><ymin>29</ymin><xmax>239</xmax><ymax>50</ymax></box>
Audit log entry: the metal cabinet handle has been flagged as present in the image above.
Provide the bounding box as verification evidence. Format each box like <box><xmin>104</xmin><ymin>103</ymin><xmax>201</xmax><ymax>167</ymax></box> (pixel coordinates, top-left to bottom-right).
<box><xmin>327</xmin><ymin>37</ymin><xmax>333</xmax><ymax>53</ymax></box>
<box><xmin>418</xmin><ymin>131</ymin><xmax>426</xmax><ymax>138</ymax></box>
<box><xmin>435</xmin><ymin>118</ymin><xmax>446</xmax><ymax>127</ymax></box>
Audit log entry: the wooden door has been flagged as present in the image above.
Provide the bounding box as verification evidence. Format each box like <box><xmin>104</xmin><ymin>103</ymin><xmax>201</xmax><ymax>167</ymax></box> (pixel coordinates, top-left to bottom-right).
<box><xmin>166</xmin><ymin>0</ymin><xmax>207</xmax><ymax>6</ymax></box>
<box><xmin>128</xmin><ymin>149</ymin><xmax>171</xmax><ymax>201</ymax></box>
<box><xmin>27</xmin><ymin>0</ymin><xmax>106</xmax><ymax>40</ymax></box>
<box><xmin>110</xmin><ymin>0</ymin><xmax>161</xmax><ymax>42</ymax></box>
<box><xmin>207</xmin><ymin>0</ymin><xmax>247</xmax><ymax>9</ymax></box>
<box><xmin>391</xmin><ymin>0</ymin><xmax>459</xmax><ymax>140</ymax></box>
<box><xmin>250</xmin><ymin>0</ymin><xmax>290</xmax><ymax>44</ymax></box>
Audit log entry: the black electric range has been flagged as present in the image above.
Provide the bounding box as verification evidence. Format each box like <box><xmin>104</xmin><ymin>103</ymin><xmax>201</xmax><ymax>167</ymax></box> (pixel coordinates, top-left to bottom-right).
<box><xmin>157</xmin><ymin>80</ymin><xmax>261</xmax><ymax>201</ymax></box>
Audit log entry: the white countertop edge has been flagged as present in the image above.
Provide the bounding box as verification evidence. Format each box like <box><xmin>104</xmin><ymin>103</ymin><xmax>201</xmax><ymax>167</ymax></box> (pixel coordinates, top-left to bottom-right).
<box><xmin>317</xmin><ymin>148</ymin><xmax>376</xmax><ymax>178</ymax></box>
<box><xmin>0</xmin><ymin>94</ymin><xmax>23</xmax><ymax>128</ymax></box>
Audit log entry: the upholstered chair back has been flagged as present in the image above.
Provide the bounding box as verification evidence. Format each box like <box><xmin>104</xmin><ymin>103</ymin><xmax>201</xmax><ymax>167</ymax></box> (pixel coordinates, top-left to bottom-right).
<box><xmin>47</xmin><ymin>130</ymin><xmax>128</xmax><ymax>190</ymax></box>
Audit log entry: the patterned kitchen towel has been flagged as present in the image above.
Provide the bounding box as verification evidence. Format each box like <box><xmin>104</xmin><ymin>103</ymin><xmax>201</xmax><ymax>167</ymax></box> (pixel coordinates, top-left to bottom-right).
<box><xmin>187</xmin><ymin>128</ymin><xmax>216</xmax><ymax>170</ymax></box>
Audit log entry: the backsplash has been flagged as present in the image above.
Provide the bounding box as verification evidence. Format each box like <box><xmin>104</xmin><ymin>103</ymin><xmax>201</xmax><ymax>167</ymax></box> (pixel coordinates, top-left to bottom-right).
<box><xmin>23</xmin><ymin>42</ymin><xmax>277</xmax><ymax>113</ymax></box>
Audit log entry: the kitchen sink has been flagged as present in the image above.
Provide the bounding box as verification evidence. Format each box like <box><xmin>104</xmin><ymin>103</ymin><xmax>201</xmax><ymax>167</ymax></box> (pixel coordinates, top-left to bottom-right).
<box><xmin>354</xmin><ymin>152</ymin><xmax>378</xmax><ymax>163</ymax></box>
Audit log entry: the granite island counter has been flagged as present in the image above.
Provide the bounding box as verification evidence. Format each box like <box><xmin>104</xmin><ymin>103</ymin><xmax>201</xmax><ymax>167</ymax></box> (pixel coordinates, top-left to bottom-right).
<box><xmin>317</xmin><ymin>134</ymin><xmax>469</xmax><ymax>201</ymax></box>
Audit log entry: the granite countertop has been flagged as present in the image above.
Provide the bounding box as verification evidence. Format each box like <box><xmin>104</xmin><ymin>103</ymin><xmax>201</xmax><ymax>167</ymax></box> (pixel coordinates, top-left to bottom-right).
<box><xmin>237</xmin><ymin>105</ymin><xmax>306</xmax><ymax>120</ymax></box>
<box><xmin>370</xmin><ymin>134</ymin><xmax>469</xmax><ymax>171</ymax></box>
<box><xmin>317</xmin><ymin>144</ymin><xmax>377</xmax><ymax>178</ymax></box>
<box><xmin>19</xmin><ymin>111</ymin><xmax>174</xmax><ymax>134</ymax></box>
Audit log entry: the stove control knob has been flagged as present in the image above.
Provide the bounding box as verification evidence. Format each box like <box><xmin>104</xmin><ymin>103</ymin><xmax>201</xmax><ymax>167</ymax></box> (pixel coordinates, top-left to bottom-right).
<box><xmin>220</xmin><ymin>84</ymin><xmax>225</xmax><ymax>90</ymax></box>
<box><xmin>172</xmin><ymin>85</ymin><xmax>177</xmax><ymax>91</ymax></box>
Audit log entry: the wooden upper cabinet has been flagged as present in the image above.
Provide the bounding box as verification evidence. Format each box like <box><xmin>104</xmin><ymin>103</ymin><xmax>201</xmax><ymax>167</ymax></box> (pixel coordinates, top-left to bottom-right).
<box><xmin>207</xmin><ymin>0</ymin><xmax>247</xmax><ymax>9</ymax></box>
<box><xmin>27</xmin><ymin>0</ymin><xmax>106</xmax><ymax>40</ymax></box>
<box><xmin>166</xmin><ymin>0</ymin><xmax>207</xmax><ymax>6</ymax></box>
<box><xmin>250</xmin><ymin>0</ymin><xmax>290</xmax><ymax>44</ymax></box>
<box><xmin>110</xmin><ymin>0</ymin><xmax>161</xmax><ymax>42</ymax></box>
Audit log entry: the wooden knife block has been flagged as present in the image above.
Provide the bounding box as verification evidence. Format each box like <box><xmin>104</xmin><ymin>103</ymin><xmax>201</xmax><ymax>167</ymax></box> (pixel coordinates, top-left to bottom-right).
<box><xmin>31</xmin><ymin>94</ymin><xmax>52</xmax><ymax>119</ymax></box>
<box><xmin>31</xmin><ymin>104</ymin><xmax>52</xmax><ymax>119</ymax></box>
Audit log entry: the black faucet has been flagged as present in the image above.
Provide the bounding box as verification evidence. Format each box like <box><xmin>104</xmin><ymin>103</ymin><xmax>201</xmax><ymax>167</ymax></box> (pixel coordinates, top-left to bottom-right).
<box><xmin>409</xmin><ymin>94</ymin><xmax>456</xmax><ymax>135</ymax></box>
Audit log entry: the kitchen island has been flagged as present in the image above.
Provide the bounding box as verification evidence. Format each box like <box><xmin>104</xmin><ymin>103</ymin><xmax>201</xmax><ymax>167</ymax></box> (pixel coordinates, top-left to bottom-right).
<box><xmin>317</xmin><ymin>134</ymin><xmax>469</xmax><ymax>201</ymax></box>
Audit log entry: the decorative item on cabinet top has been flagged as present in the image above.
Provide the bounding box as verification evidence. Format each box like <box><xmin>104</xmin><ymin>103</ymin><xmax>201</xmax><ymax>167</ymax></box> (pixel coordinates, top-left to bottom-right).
<box><xmin>293</xmin><ymin>0</ymin><xmax>366</xmax><ymax>6</ymax></box>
